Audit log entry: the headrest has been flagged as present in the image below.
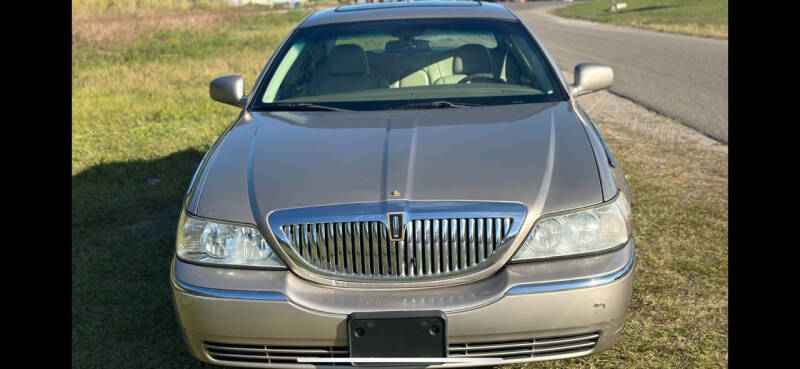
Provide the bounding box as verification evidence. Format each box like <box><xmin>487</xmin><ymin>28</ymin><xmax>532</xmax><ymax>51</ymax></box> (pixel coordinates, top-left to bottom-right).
<box><xmin>453</xmin><ymin>44</ymin><xmax>493</xmax><ymax>75</ymax></box>
<box><xmin>328</xmin><ymin>44</ymin><xmax>369</xmax><ymax>75</ymax></box>
<box><xmin>385</xmin><ymin>39</ymin><xmax>432</xmax><ymax>54</ymax></box>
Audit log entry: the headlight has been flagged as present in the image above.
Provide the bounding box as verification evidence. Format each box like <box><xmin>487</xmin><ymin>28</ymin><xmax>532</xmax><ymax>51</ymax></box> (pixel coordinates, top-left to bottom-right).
<box><xmin>176</xmin><ymin>212</ymin><xmax>286</xmax><ymax>268</ymax></box>
<box><xmin>512</xmin><ymin>192</ymin><xmax>631</xmax><ymax>261</ymax></box>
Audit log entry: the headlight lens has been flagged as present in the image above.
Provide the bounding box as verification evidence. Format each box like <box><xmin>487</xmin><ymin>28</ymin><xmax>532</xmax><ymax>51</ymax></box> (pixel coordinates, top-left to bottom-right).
<box><xmin>176</xmin><ymin>212</ymin><xmax>285</xmax><ymax>268</ymax></box>
<box><xmin>512</xmin><ymin>192</ymin><xmax>631</xmax><ymax>261</ymax></box>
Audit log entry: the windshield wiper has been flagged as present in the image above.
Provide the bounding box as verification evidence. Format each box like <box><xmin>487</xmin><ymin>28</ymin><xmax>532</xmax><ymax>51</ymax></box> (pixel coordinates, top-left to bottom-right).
<box><xmin>390</xmin><ymin>101</ymin><xmax>483</xmax><ymax>110</ymax></box>
<box><xmin>254</xmin><ymin>103</ymin><xmax>349</xmax><ymax>112</ymax></box>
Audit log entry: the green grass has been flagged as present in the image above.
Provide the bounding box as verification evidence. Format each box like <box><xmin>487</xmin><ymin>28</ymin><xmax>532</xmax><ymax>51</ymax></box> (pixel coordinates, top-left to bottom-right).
<box><xmin>72</xmin><ymin>8</ymin><xmax>312</xmax><ymax>368</ymax></box>
<box><xmin>554</xmin><ymin>0</ymin><xmax>728</xmax><ymax>39</ymax></box>
<box><xmin>72</xmin><ymin>6</ymin><xmax>727</xmax><ymax>368</ymax></box>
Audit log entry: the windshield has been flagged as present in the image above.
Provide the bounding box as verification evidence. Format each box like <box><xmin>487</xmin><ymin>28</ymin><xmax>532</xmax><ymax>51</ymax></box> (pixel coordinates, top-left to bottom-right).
<box><xmin>252</xmin><ymin>18</ymin><xmax>567</xmax><ymax>111</ymax></box>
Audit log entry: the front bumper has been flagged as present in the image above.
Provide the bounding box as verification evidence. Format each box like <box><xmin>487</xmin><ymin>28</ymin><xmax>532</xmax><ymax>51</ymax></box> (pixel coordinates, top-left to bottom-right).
<box><xmin>171</xmin><ymin>240</ymin><xmax>634</xmax><ymax>368</ymax></box>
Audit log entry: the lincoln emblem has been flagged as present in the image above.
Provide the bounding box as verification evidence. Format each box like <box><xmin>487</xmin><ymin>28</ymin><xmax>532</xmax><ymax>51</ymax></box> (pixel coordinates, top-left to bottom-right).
<box><xmin>387</xmin><ymin>212</ymin><xmax>404</xmax><ymax>241</ymax></box>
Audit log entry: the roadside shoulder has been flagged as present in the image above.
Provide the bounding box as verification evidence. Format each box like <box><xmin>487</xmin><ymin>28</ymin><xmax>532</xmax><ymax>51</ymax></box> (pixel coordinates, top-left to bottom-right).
<box><xmin>562</xmin><ymin>70</ymin><xmax>727</xmax><ymax>153</ymax></box>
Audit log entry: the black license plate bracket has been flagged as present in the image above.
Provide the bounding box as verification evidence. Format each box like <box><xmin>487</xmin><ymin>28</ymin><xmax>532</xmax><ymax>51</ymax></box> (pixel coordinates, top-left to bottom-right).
<box><xmin>348</xmin><ymin>310</ymin><xmax>447</xmax><ymax>361</ymax></box>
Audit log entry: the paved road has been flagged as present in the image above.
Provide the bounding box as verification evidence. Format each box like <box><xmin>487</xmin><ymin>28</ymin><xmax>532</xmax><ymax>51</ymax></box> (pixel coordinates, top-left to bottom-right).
<box><xmin>506</xmin><ymin>2</ymin><xmax>728</xmax><ymax>143</ymax></box>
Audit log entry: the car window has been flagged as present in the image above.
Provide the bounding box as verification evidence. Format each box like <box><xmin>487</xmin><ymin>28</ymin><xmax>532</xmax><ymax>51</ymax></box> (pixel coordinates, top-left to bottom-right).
<box><xmin>253</xmin><ymin>19</ymin><xmax>567</xmax><ymax>110</ymax></box>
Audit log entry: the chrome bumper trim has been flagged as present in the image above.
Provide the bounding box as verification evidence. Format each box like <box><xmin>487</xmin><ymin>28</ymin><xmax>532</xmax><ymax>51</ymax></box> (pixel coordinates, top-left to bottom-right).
<box><xmin>505</xmin><ymin>241</ymin><xmax>635</xmax><ymax>296</ymax></box>
<box><xmin>296</xmin><ymin>357</ymin><xmax>503</xmax><ymax>364</ymax></box>
<box><xmin>171</xmin><ymin>276</ymin><xmax>288</xmax><ymax>301</ymax></box>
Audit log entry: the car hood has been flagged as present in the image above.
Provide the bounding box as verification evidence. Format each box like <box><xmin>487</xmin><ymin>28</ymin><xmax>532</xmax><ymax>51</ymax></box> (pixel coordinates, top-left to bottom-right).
<box><xmin>192</xmin><ymin>101</ymin><xmax>602</xmax><ymax>225</ymax></box>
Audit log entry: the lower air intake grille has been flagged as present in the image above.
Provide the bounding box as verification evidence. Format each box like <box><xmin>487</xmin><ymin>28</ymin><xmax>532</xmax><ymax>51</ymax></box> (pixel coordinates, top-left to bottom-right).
<box><xmin>448</xmin><ymin>332</ymin><xmax>600</xmax><ymax>360</ymax></box>
<box><xmin>204</xmin><ymin>342</ymin><xmax>350</xmax><ymax>365</ymax></box>
<box><xmin>205</xmin><ymin>332</ymin><xmax>599</xmax><ymax>365</ymax></box>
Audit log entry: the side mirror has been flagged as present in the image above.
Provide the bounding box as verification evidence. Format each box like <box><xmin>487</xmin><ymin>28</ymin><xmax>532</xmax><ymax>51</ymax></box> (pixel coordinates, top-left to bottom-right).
<box><xmin>570</xmin><ymin>63</ymin><xmax>613</xmax><ymax>97</ymax></box>
<box><xmin>210</xmin><ymin>75</ymin><xmax>247</xmax><ymax>107</ymax></box>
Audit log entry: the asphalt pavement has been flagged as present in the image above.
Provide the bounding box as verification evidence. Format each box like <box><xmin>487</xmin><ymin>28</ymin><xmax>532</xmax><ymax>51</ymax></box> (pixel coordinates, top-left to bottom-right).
<box><xmin>505</xmin><ymin>2</ymin><xmax>728</xmax><ymax>143</ymax></box>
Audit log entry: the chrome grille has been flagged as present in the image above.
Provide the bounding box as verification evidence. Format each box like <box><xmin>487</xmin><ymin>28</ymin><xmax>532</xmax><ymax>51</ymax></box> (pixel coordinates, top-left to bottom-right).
<box><xmin>281</xmin><ymin>217</ymin><xmax>513</xmax><ymax>279</ymax></box>
<box><xmin>448</xmin><ymin>332</ymin><xmax>600</xmax><ymax>360</ymax></box>
<box><xmin>204</xmin><ymin>342</ymin><xmax>350</xmax><ymax>365</ymax></box>
<box><xmin>204</xmin><ymin>332</ymin><xmax>598</xmax><ymax>365</ymax></box>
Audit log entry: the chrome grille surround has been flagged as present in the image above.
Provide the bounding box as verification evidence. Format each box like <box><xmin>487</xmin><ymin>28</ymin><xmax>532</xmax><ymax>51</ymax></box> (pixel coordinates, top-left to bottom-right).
<box><xmin>268</xmin><ymin>201</ymin><xmax>526</xmax><ymax>283</ymax></box>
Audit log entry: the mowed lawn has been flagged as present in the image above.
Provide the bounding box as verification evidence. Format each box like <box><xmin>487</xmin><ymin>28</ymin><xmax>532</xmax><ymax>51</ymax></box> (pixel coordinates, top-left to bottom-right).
<box><xmin>72</xmin><ymin>5</ymin><xmax>728</xmax><ymax>368</ymax></box>
<box><xmin>555</xmin><ymin>0</ymin><xmax>728</xmax><ymax>39</ymax></box>
<box><xmin>72</xmin><ymin>7</ymin><xmax>313</xmax><ymax>367</ymax></box>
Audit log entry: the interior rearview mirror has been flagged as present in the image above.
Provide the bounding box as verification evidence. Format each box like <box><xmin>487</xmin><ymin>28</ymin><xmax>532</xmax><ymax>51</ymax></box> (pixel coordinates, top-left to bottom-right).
<box><xmin>210</xmin><ymin>75</ymin><xmax>246</xmax><ymax>107</ymax></box>
<box><xmin>570</xmin><ymin>63</ymin><xmax>613</xmax><ymax>97</ymax></box>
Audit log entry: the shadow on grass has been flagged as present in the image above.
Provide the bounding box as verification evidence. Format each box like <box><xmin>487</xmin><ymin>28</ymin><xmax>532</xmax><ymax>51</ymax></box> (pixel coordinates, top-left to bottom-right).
<box><xmin>72</xmin><ymin>149</ymin><xmax>220</xmax><ymax>368</ymax></box>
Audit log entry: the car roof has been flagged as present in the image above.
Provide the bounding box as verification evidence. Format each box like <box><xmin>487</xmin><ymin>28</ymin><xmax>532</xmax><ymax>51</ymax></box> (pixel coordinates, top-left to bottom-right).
<box><xmin>298</xmin><ymin>1</ymin><xmax>518</xmax><ymax>28</ymax></box>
